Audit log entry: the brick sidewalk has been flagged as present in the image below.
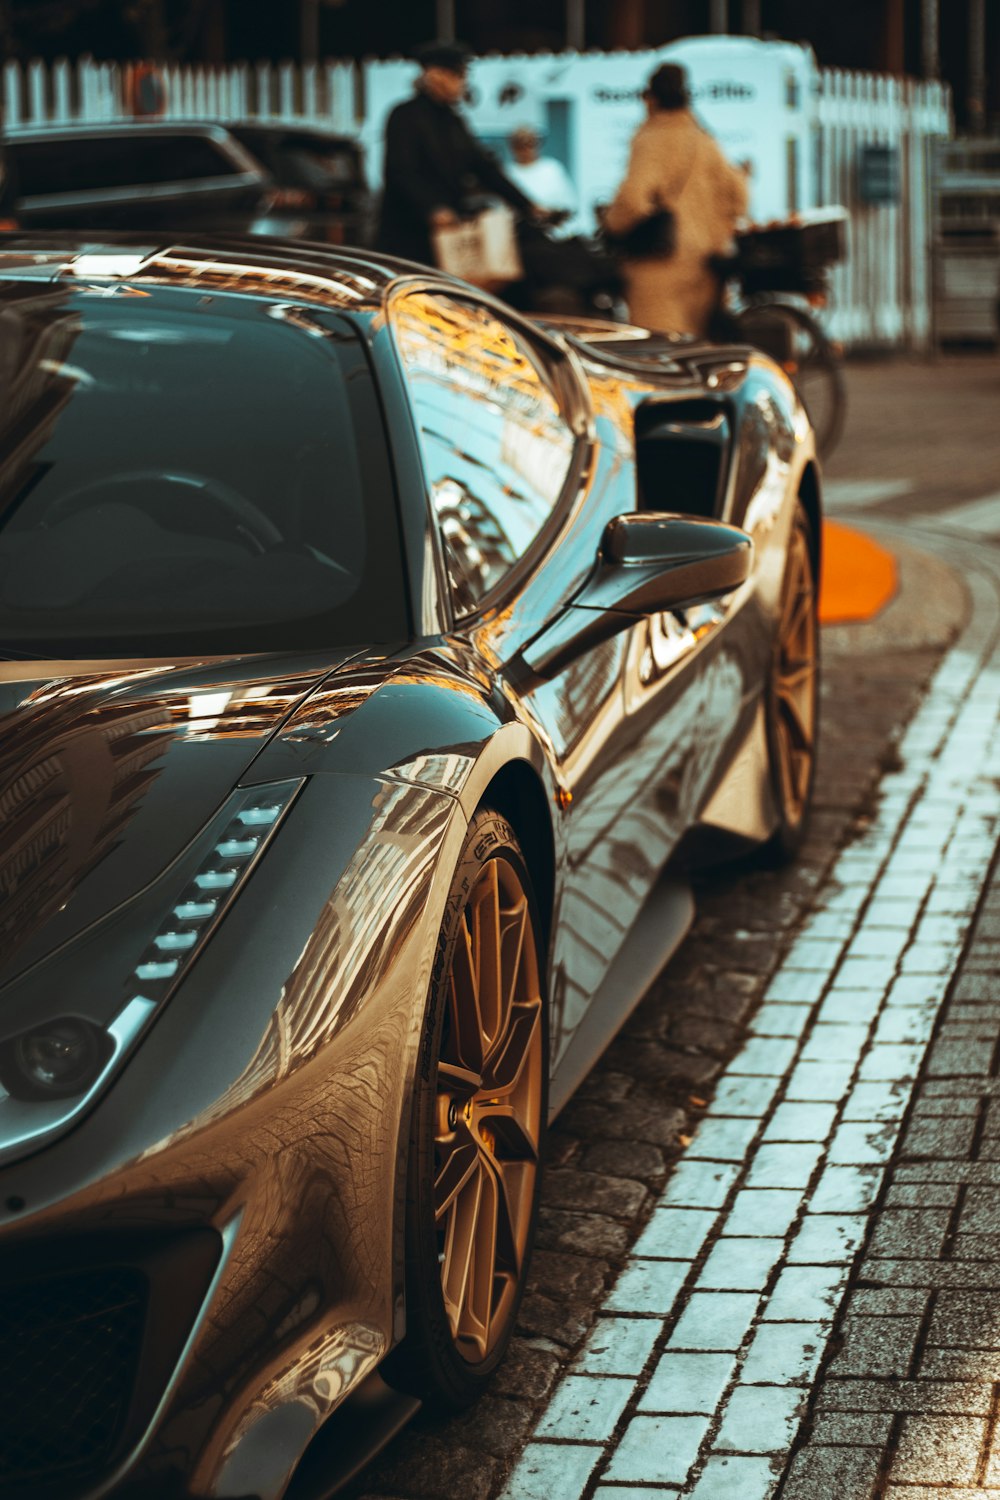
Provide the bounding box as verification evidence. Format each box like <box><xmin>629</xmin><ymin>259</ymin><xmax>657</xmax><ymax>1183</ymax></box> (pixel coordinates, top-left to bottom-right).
<box><xmin>780</xmin><ymin>834</ymin><xmax>1000</xmax><ymax>1495</ymax></box>
<box><xmin>781</xmin><ymin>849</ymin><xmax>1000</xmax><ymax>1497</ymax></box>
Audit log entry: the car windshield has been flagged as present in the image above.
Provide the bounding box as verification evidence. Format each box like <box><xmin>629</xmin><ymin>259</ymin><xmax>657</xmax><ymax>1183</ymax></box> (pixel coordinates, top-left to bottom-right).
<box><xmin>0</xmin><ymin>280</ymin><xmax>406</xmax><ymax>657</ymax></box>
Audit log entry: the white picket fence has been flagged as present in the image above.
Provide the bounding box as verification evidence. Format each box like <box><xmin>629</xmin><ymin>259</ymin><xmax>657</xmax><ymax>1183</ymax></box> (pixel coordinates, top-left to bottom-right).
<box><xmin>818</xmin><ymin>69</ymin><xmax>951</xmax><ymax>349</ymax></box>
<box><xmin>1</xmin><ymin>56</ymin><xmax>358</xmax><ymax>133</ymax></box>
<box><xmin>2</xmin><ymin>53</ymin><xmax>952</xmax><ymax>351</ymax></box>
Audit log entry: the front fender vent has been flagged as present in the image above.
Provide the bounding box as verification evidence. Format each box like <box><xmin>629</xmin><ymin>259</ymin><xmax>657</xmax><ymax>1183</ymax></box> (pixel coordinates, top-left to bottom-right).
<box><xmin>635</xmin><ymin>400</ymin><xmax>731</xmax><ymax>519</ymax></box>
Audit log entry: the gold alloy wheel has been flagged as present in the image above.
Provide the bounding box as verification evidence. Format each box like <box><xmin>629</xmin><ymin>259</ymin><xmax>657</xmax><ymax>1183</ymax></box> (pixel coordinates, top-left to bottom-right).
<box><xmin>433</xmin><ymin>856</ymin><xmax>543</xmax><ymax>1365</ymax></box>
<box><xmin>772</xmin><ymin>510</ymin><xmax>819</xmax><ymax>826</ymax></box>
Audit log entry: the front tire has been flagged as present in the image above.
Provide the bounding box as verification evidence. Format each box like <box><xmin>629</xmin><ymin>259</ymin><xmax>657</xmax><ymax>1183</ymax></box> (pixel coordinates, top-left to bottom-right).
<box><xmin>385</xmin><ymin>810</ymin><xmax>547</xmax><ymax>1410</ymax></box>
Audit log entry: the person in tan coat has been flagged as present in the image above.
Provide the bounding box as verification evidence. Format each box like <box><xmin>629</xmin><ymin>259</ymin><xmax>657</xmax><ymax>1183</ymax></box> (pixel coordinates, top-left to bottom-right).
<box><xmin>604</xmin><ymin>63</ymin><xmax>749</xmax><ymax>337</ymax></box>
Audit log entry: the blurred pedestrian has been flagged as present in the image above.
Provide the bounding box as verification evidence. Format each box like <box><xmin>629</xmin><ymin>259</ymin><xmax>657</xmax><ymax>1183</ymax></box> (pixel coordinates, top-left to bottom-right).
<box><xmin>603</xmin><ymin>63</ymin><xmax>748</xmax><ymax>336</ymax></box>
<box><xmin>376</xmin><ymin>40</ymin><xmax>537</xmax><ymax>267</ymax></box>
<box><xmin>505</xmin><ymin>126</ymin><xmax>578</xmax><ymax>235</ymax></box>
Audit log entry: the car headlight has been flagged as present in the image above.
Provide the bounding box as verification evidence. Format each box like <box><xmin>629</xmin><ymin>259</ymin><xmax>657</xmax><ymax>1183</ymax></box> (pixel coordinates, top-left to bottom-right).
<box><xmin>0</xmin><ymin>781</ymin><xmax>303</xmax><ymax>1164</ymax></box>
<box><xmin>9</xmin><ymin>1018</ymin><xmax>111</xmax><ymax>1100</ymax></box>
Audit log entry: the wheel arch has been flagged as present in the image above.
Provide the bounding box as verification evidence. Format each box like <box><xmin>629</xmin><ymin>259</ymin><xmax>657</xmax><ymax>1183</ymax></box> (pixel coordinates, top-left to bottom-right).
<box><xmin>476</xmin><ymin>759</ymin><xmax>556</xmax><ymax>953</ymax></box>
<box><xmin>385</xmin><ymin>786</ymin><xmax>551</xmax><ymax>1406</ymax></box>
<box><xmin>384</xmin><ymin>747</ymin><xmax>558</xmax><ymax>1354</ymax></box>
<box><xmin>797</xmin><ymin>460</ymin><xmax>823</xmax><ymax>573</ymax></box>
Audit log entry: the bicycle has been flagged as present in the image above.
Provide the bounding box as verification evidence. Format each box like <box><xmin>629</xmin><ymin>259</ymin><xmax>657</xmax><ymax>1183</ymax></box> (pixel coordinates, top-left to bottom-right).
<box><xmin>509</xmin><ymin>209</ymin><xmax>628</xmax><ymax>322</ymax></box>
<box><xmin>716</xmin><ymin>208</ymin><xmax>848</xmax><ymax>460</ymax></box>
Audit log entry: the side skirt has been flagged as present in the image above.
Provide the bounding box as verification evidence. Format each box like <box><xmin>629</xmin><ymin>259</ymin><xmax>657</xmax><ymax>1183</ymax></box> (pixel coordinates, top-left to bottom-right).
<box><xmin>695</xmin><ymin>696</ymin><xmax>776</xmax><ymax>847</ymax></box>
<box><xmin>548</xmin><ymin>874</ymin><xmax>695</xmax><ymax>1120</ymax></box>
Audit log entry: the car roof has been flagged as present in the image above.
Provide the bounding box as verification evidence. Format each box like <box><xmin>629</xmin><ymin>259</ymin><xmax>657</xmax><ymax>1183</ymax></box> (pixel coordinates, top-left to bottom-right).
<box><xmin>7</xmin><ymin>120</ymin><xmax>247</xmax><ymax>142</ymax></box>
<box><xmin>7</xmin><ymin>121</ymin><xmax>359</xmax><ymax>156</ymax></box>
<box><xmin>0</xmin><ymin>233</ymin><xmax>686</xmax><ymax>378</ymax></box>
<box><xmin>224</xmin><ymin>121</ymin><xmax>358</xmax><ymax>145</ymax></box>
<box><xmin>0</xmin><ymin>232</ymin><xmax>444</xmax><ymax>313</ymax></box>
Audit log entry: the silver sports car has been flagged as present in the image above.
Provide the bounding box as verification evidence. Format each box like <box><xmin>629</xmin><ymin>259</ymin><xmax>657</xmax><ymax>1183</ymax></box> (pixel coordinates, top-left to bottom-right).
<box><xmin>0</xmin><ymin>236</ymin><xmax>820</xmax><ymax>1499</ymax></box>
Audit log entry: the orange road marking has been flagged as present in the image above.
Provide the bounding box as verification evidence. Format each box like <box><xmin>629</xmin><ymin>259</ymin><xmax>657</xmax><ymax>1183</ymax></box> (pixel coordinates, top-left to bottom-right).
<box><xmin>819</xmin><ymin>519</ymin><xmax>898</xmax><ymax>624</ymax></box>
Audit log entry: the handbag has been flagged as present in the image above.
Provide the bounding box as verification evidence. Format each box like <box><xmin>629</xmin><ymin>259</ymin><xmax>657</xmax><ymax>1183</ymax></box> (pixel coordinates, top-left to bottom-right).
<box><xmin>608</xmin><ymin>132</ymin><xmax>700</xmax><ymax>260</ymax></box>
<box><xmin>614</xmin><ymin>209</ymin><xmax>676</xmax><ymax>260</ymax></box>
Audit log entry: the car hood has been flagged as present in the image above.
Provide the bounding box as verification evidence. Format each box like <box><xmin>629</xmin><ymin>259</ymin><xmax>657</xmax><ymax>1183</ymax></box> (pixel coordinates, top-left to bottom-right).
<box><xmin>0</xmin><ymin>651</ymin><xmax>360</xmax><ymax>989</ymax></box>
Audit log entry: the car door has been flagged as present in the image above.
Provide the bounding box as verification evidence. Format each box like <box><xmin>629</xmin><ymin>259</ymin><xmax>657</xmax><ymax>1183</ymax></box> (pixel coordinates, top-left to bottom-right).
<box><xmin>389</xmin><ymin>289</ymin><xmax>722</xmax><ymax>1066</ymax></box>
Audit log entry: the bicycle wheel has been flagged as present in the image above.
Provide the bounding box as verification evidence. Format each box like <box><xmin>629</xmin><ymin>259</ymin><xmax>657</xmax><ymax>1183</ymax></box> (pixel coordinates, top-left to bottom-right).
<box><xmin>735</xmin><ymin>300</ymin><xmax>846</xmax><ymax>459</ymax></box>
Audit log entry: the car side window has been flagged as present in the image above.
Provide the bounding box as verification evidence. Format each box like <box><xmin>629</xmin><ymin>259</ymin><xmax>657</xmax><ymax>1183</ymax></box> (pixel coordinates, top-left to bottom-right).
<box><xmin>139</xmin><ymin>135</ymin><xmax>241</xmax><ymax>183</ymax></box>
<box><xmin>13</xmin><ymin>135</ymin><xmax>237</xmax><ymax>198</ymax></box>
<box><xmin>392</xmin><ymin>290</ymin><xmax>578</xmax><ymax>615</ymax></box>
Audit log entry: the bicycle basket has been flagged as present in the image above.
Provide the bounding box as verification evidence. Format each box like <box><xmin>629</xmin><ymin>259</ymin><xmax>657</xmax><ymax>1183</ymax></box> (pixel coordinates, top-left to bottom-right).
<box><xmin>736</xmin><ymin>208</ymin><xmax>847</xmax><ymax>295</ymax></box>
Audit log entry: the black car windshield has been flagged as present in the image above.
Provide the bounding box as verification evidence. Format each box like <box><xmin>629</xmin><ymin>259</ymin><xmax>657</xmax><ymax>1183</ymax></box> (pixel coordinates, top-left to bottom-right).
<box><xmin>0</xmin><ymin>281</ymin><xmax>407</xmax><ymax>657</ymax></box>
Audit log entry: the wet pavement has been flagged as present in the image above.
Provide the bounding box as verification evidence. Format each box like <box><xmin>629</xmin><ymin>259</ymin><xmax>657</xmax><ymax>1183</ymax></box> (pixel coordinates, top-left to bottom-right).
<box><xmin>349</xmin><ymin>354</ymin><xmax>1000</xmax><ymax>1500</ymax></box>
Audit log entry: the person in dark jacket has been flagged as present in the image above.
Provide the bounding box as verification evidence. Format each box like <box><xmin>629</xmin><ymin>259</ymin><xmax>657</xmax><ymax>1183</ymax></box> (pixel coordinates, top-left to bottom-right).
<box><xmin>376</xmin><ymin>40</ymin><xmax>537</xmax><ymax>267</ymax></box>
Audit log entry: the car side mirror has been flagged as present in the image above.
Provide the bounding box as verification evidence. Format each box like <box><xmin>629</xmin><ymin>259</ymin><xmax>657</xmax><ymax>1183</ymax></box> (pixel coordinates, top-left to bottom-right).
<box><xmin>516</xmin><ymin>512</ymin><xmax>752</xmax><ymax>683</ymax></box>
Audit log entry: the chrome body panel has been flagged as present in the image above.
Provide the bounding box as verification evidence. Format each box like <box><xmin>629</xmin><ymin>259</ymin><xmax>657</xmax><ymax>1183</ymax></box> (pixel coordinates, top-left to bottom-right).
<box><xmin>0</xmin><ymin>233</ymin><xmax>820</xmax><ymax>1499</ymax></box>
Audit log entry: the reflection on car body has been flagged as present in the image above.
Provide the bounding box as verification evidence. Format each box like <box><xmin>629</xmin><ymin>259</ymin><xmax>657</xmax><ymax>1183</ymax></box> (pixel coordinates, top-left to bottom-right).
<box><xmin>0</xmin><ymin>234</ymin><xmax>822</xmax><ymax>1499</ymax></box>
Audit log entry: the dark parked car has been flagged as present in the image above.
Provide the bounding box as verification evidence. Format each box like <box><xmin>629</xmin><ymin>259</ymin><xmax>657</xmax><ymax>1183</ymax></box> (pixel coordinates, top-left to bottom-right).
<box><xmin>0</xmin><ymin>234</ymin><xmax>822</xmax><ymax>1499</ymax></box>
<box><xmin>6</xmin><ymin>121</ymin><xmax>268</xmax><ymax>232</ymax></box>
<box><xmin>225</xmin><ymin>122</ymin><xmax>371</xmax><ymax>244</ymax></box>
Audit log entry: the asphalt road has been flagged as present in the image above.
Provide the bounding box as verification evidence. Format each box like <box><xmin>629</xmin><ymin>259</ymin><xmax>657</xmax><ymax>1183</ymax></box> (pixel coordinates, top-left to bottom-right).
<box><xmin>347</xmin><ymin>352</ymin><xmax>1000</xmax><ymax>1500</ymax></box>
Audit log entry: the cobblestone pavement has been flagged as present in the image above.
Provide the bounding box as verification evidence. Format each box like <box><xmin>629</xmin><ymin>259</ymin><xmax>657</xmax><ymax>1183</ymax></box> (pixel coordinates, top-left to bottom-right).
<box><xmin>347</xmin><ymin>359</ymin><xmax>1000</xmax><ymax>1500</ymax></box>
